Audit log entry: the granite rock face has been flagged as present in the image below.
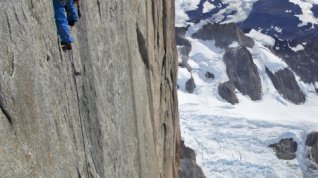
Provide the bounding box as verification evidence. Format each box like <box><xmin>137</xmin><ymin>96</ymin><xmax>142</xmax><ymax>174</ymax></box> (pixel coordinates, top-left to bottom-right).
<box><xmin>266</xmin><ymin>67</ymin><xmax>306</xmax><ymax>104</ymax></box>
<box><xmin>0</xmin><ymin>0</ymin><xmax>180</xmax><ymax>178</ymax></box>
<box><xmin>223</xmin><ymin>46</ymin><xmax>262</xmax><ymax>101</ymax></box>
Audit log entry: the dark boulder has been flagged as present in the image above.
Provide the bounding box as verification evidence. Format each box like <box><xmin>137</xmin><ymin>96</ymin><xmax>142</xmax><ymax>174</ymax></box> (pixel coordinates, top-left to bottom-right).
<box><xmin>192</xmin><ymin>23</ymin><xmax>254</xmax><ymax>48</ymax></box>
<box><xmin>269</xmin><ymin>138</ymin><xmax>298</xmax><ymax>160</ymax></box>
<box><xmin>186</xmin><ymin>77</ymin><xmax>196</xmax><ymax>93</ymax></box>
<box><xmin>223</xmin><ymin>46</ymin><xmax>262</xmax><ymax>101</ymax></box>
<box><xmin>179</xmin><ymin>140</ymin><xmax>206</xmax><ymax>178</ymax></box>
<box><xmin>266</xmin><ymin>67</ymin><xmax>306</xmax><ymax>104</ymax></box>
<box><xmin>205</xmin><ymin>71</ymin><xmax>215</xmax><ymax>79</ymax></box>
<box><xmin>218</xmin><ymin>81</ymin><xmax>239</xmax><ymax>105</ymax></box>
<box><xmin>306</xmin><ymin>132</ymin><xmax>318</xmax><ymax>146</ymax></box>
<box><xmin>306</xmin><ymin>132</ymin><xmax>318</xmax><ymax>164</ymax></box>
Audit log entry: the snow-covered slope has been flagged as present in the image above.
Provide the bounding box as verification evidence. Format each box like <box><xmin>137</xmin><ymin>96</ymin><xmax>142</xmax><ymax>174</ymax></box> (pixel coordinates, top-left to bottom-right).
<box><xmin>177</xmin><ymin>25</ymin><xmax>318</xmax><ymax>178</ymax></box>
<box><xmin>176</xmin><ymin>1</ymin><xmax>318</xmax><ymax>177</ymax></box>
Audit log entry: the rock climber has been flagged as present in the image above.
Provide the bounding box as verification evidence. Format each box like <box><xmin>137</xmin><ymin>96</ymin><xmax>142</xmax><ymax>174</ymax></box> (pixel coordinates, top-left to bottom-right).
<box><xmin>53</xmin><ymin>0</ymin><xmax>80</xmax><ymax>51</ymax></box>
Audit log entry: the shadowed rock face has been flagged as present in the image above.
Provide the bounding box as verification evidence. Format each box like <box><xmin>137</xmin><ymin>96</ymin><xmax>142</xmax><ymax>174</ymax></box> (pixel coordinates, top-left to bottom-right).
<box><xmin>266</xmin><ymin>67</ymin><xmax>306</xmax><ymax>104</ymax></box>
<box><xmin>0</xmin><ymin>0</ymin><xmax>180</xmax><ymax>178</ymax></box>
<box><xmin>178</xmin><ymin>45</ymin><xmax>192</xmax><ymax>72</ymax></box>
<box><xmin>218</xmin><ymin>81</ymin><xmax>239</xmax><ymax>105</ymax></box>
<box><xmin>223</xmin><ymin>46</ymin><xmax>262</xmax><ymax>101</ymax></box>
<box><xmin>192</xmin><ymin>23</ymin><xmax>254</xmax><ymax>48</ymax></box>
<box><xmin>274</xmin><ymin>40</ymin><xmax>318</xmax><ymax>84</ymax></box>
<box><xmin>306</xmin><ymin>132</ymin><xmax>318</xmax><ymax>164</ymax></box>
<box><xmin>269</xmin><ymin>138</ymin><xmax>298</xmax><ymax>160</ymax></box>
<box><xmin>176</xmin><ymin>26</ymin><xmax>191</xmax><ymax>47</ymax></box>
<box><xmin>179</xmin><ymin>140</ymin><xmax>206</xmax><ymax>178</ymax></box>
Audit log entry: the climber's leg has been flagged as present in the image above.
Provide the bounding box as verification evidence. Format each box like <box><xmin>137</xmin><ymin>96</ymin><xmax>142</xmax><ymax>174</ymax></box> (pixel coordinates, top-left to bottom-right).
<box><xmin>65</xmin><ymin>0</ymin><xmax>78</xmax><ymax>26</ymax></box>
<box><xmin>53</xmin><ymin>0</ymin><xmax>73</xmax><ymax>44</ymax></box>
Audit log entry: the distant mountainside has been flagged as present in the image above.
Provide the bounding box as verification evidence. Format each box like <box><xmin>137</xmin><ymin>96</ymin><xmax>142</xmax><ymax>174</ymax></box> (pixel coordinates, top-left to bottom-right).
<box><xmin>175</xmin><ymin>1</ymin><xmax>318</xmax><ymax>177</ymax></box>
<box><xmin>176</xmin><ymin>0</ymin><xmax>318</xmax><ymax>104</ymax></box>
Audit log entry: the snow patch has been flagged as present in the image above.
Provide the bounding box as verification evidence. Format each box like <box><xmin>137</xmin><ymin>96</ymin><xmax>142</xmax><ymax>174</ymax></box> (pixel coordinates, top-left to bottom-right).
<box><xmin>289</xmin><ymin>0</ymin><xmax>318</xmax><ymax>26</ymax></box>
<box><xmin>289</xmin><ymin>44</ymin><xmax>305</xmax><ymax>52</ymax></box>
<box><xmin>202</xmin><ymin>1</ymin><xmax>215</xmax><ymax>13</ymax></box>
<box><xmin>246</xmin><ymin>29</ymin><xmax>276</xmax><ymax>47</ymax></box>
<box><xmin>211</xmin><ymin>0</ymin><xmax>260</xmax><ymax>24</ymax></box>
<box><xmin>175</xmin><ymin>0</ymin><xmax>201</xmax><ymax>27</ymax></box>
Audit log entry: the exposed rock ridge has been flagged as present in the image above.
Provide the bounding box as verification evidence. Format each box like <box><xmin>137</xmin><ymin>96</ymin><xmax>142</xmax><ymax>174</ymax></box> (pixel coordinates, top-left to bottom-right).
<box><xmin>265</xmin><ymin>67</ymin><xmax>306</xmax><ymax>104</ymax></box>
<box><xmin>192</xmin><ymin>23</ymin><xmax>254</xmax><ymax>48</ymax></box>
<box><xmin>0</xmin><ymin>0</ymin><xmax>180</xmax><ymax>178</ymax></box>
<box><xmin>223</xmin><ymin>46</ymin><xmax>262</xmax><ymax>101</ymax></box>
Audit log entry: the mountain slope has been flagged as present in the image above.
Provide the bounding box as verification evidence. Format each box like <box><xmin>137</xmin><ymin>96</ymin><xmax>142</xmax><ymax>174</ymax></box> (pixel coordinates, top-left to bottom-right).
<box><xmin>176</xmin><ymin>0</ymin><xmax>318</xmax><ymax>177</ymax></box>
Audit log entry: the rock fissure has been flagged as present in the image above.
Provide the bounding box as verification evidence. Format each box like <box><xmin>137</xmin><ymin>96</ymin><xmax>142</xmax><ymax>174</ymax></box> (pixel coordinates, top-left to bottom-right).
<box><xmin>0</xmin><ymin>96</ymin><xmax>13</xmax><ymax>128</ymax></box>
<box><xmin>68</xmin><ymin>51</ymin><xmax>91</xmax><ymax>177</ymax></box>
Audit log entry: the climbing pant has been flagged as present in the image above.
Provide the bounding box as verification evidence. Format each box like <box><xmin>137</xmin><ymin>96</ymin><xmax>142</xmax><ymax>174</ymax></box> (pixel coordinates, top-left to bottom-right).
<box><xmin>53</xmin><ymin>0</ymin><xmax>78</xmax><ymax>44</ymax></box>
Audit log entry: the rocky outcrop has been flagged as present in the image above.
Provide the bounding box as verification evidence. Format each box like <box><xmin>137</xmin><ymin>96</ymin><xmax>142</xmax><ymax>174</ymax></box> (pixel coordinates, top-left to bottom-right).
<box><xmin>266</xmin><ymin>67</ymin><xmax>306</xmax><ymax>104</ymax></box>
<box><xmin>218</xmin><ymin>81</ymin><xmax>239</xmax><ymax>105</ymax></box>
<box><xmin>192</xmin><ymin>23</ymin><xmax>254</xmax><ymax>48</ymax></box>
<box><xmin>178</xmin><ymin>45</ymin><xmax>192</xmax><ymax>72</ymax></box>
<box><xmin>269</xmin><ymin>138</ymin><xmax>298</xmax><ymax>160</ymax></box>
<box><xmin>185</xmin><ymin>77</ymin><xmax>196</xmax><ymax>93</ymax></box>
<box><xmin>306</xmin><ymin>132</ymin><xmax>318</xmax><ymax>164</ymax></box>
<box><xmin>176</xmin><ymin>26</ymin><xmax>191</xmax><ymax>47</ymax></box>
<box><xmin>205</xmin><ymin>71</ymin><xmax>214</xmax><ymax>79</ymax></box>
<box><xmin>274</xmin><ymin>40</ymin><xmax>318</xmax><ymax>84</ymax></box>
<box><xmin>179</xmin><ymin>141</ymin><xmax>206</xmax><ymax>178</ymax></box>
<box><xmin>0</xmin><ymin>0</ymin><xmax>180</xmax><ymax>178</ymax></box>
<box><xmin>223</xmin><ymin>46</ymin><xmax>262</xmax><ymax>101</ymax></box>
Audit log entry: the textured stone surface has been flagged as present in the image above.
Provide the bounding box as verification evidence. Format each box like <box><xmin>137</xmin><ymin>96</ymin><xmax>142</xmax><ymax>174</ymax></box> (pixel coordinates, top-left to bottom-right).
<box><xmin>269</xmin><ymin>138</ymin><xmax>297</xmax><ymax>160</ymax></box>
<box><xmin>192</xmin><ymin>23</ymin><xmax>254</xmax><ymax>48</ymax></box>
<box><xmin>223</xmin><ymin>46</ymin><xmax>262</xmax><ymax>101</ymax></box>
<box><xmin>218</xmin><ymin>81</ymin><xmax>239</xmax><ymax>105</ymax></box>
<box><xmin>266</xmin><ymin>67</ymin><xmax>306</xmax><ymax>104</ymax></box>
<box><xmin>0</xmin><ymin>0</ymin><xmax>180</xmax><ymax>178</ymax></box>
<box><xmin>179</xmin><ymin>140</ymin><xmax>206</xmax><ymax>178</ymax></box>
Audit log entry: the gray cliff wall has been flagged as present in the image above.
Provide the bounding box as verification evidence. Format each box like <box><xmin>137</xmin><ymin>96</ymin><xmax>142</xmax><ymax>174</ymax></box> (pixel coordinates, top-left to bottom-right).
<box><xmin>0</xmin><ymin>0</ymin><xmax>180</xmax><ymax>177</ymax></box>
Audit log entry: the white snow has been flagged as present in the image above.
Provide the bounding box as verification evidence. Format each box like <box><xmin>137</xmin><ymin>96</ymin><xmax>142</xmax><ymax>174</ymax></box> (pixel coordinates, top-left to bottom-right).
<box><xmin>246</xmin><ymin>29</ymin><xmax>276</xmax><ymax>47</ymax></box>
<box><xmin>177</xmin><ymin>24</ymin><xmax>318</xmax><ymax>177</ymax></box>
<box><xmin>272</xmin><ymin>26</ymin><xmax>283</xmax><ymax>33</ymax></box>
<box><xmin>202</xmin><ymin>1</ymin><xmax>216</xmax><ymax>13</ymax></box>
<box><xmin>289</xmin><ymin>44</ymin><xmax>305</xmax><ymax>52</ymax></box>
<box><xmin>289</xmin><ymin>0</ymin><xmax>318</xmax><ymax>26</ymax></box>
<box><xmin>175</xmin><ymin>0</ymin><xmax>201</xmax><ymax>27</ymax></box>
<box><xmin>211</xmin><ymin>0</ymin><xmax>260</xmax><ymax>24</ymax></box>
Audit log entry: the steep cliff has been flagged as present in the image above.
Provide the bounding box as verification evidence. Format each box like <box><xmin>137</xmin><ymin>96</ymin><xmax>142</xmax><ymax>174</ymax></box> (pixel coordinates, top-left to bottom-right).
<box><xmin>0</xmin><ymin>0</ymin><xmax>180</xmax><ymax>178</ymax></box>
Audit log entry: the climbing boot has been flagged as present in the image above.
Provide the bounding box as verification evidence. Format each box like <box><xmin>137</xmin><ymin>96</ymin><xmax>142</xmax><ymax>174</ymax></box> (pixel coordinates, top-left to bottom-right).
<box><xmin>61</xmin><ymin>42</ymin><xmax>72</xmax><ymax>51</ymax></box>
<box><xmin>68</xmin><ymin>21</ymin><xmax>76</xmax><ymax>27</ymax></box>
